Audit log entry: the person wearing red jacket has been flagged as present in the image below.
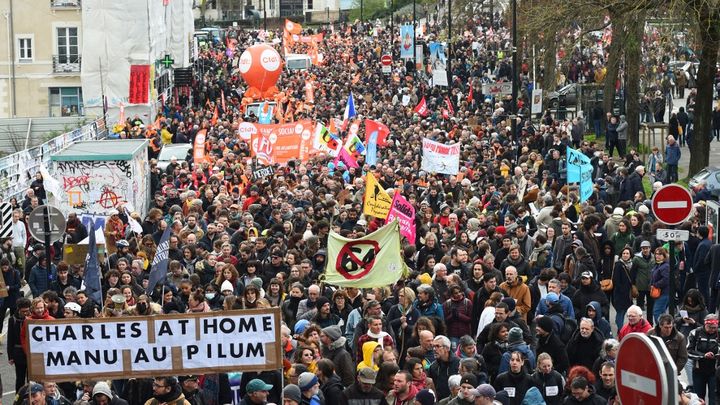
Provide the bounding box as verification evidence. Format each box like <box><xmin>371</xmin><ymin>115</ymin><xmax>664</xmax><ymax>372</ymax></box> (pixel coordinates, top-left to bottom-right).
<box><xmin>443</xmin><ymin>285</ymin><xmax>473</xmax><ymax>348</ymax></box>
<box><xmin>20</xmin><ymin>297</ymin><xmax>55</xmax><ymax>356</ymax></box>
<box><xmin>617</xmin><ymin>305</ymin><xmax>652</xmax><ymax>341</ymax></box>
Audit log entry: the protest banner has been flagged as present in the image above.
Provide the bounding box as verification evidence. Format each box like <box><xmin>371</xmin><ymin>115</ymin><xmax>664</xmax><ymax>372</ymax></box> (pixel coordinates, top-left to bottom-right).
<box><xmin>421</xmin><ymin>138</ymin><xmax>460</xmax><ymax>175</ymax></box>
<box><xmin>400</xmin><ymin>25</ymin><xmax>414</xmax><ymax>59</ymax></box>
<box><xmin>363</xmin><ymin>172</ymin><xmax>392</xmax><ymax>218</ymax></box>
<box><xmin>62</xmin><ymin>244</ymin><xmax>106</xmax><ymax>266</ymax></box>
<box><xmin>429</xmin><ymin>42</ymin><xmax>448</xmax><ymax>86</ymax></box>
<box><xmin>246</xmin><ymin>120</ymin><xmax>315</xmax><ymax>165</ymax></box>
<box><xmin>324</xmin><ymin>220</ymin><xmax>407</xmax><ymax>288</ymax></box>
<box><xmin>482</xmin><ymin>82</ymin><xmax>512</xmax><ymax>96</ymax></box>
<box><xmin>252</xmin><ymin>165</ymin><xmax>275</xmax><ymax>181</ymax></box>
<box><xmin>27</xmin><ymin>308</ymin><xmax>282</xmax><ymax>382</ymax></box>
<box><xmin>386</xmin><ymin>192</ymin><xmax>416</xmax><ymax>242</ymax></box>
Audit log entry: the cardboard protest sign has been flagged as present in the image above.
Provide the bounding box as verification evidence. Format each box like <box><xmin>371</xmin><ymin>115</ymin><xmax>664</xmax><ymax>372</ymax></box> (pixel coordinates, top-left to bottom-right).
<box><xmin>252</xmin><ymin>166</ymin><xmax>275</xmax><ymax>181</ymax></box>
<box><xmin>27</xmin><ymin>308</ymin><xmax>282</xmax><ymax>382</ymax></box>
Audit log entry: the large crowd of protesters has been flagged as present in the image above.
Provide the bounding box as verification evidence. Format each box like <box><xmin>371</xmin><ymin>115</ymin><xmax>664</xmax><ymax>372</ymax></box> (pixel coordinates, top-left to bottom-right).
<box><xmin>1</xmin><ymin>7</ymin><xmax>720</xmax><ymax>405</ymax></box>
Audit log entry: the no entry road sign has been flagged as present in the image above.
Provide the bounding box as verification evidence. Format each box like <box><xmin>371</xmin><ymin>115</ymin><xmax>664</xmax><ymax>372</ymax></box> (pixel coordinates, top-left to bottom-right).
<box><xmin>616</xmin><ymin>333</ymin><xmax>677</xmax><ymax>405</ymax></box>
<box><xmin>652</xmin><ymin>184</ymin><xmax>693</xmax><ymax>225</ymax></box>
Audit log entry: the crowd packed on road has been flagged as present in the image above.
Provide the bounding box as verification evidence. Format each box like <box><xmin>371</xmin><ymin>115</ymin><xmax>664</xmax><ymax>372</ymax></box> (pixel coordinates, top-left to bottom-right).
<box><xmin>1</xmin><ymin>8</ymin><xmax>719</xmax><ymax>405</ymax></box>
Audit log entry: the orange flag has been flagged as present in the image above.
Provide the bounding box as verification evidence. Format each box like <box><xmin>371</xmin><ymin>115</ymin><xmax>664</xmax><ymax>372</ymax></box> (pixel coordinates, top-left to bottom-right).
<box><xmin>211</xmin><ymin>105</ymin><xmax>218</xmax><ymax>126</ymax></box>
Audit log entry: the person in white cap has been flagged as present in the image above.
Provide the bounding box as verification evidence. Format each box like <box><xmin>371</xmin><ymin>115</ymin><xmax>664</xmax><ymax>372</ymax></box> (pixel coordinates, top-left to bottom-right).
<box><xmin>63</xmin><ymin>302</ymin><xmax>81</xmax><ymax>318</ymax></box>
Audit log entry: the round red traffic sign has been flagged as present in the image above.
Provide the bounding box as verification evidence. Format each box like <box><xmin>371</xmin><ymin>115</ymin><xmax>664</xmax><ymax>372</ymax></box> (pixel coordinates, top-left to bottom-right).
<box><xmin>652</xmin><ymin>184</ymin><xmax>693</xmax><ymax>225</ymax></box>
<box><xmin>616</xmin><ymin>334</ymin><xmax>670</xmax><ymax>405</ymax></box>
<box><xmin>381</xmin><ymin>54</ymin><xmax>392</xmax><ymax>66</ymax></box>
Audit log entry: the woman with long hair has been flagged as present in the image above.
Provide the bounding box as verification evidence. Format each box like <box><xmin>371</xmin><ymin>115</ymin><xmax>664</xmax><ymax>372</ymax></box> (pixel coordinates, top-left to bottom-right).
<box><xmin>478</xmin><ymin>292</ymin><xmax>504</xmax><ymax>336</ymax></box>
<box><xmin>387</xmin><ymin>287</ymin><xmax>421</xmax><ymax>362</ymax></box>
<box><xmin>650</xmin><ymin>247</ymin><xmax>671</xmax><ymax>322</ymax></box>
<box><xmin>482</xmin><ymin>322</ymin><xmax>510</xmax><ymax>383</ymax></box>
<box><xmin>293</xmin><ymin>346</ymin><xmax>317</xmax><ymax>374</ymax></box>
<box><xmin>265</xmin><ymin>278</ymin><xmax>285</xmax><ymax>307</ymax></box>
<box><xmin>611</xmin><ymin>247</ymin><xmax>636</xmax><ymax>330</ymax></box>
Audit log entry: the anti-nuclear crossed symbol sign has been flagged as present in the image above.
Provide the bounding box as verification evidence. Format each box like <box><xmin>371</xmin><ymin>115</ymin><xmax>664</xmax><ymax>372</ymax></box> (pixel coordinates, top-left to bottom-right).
<box><xmin>336</xmin><ymin>240</ymin><xmax>380</xmax><ymax>279</ymax></box>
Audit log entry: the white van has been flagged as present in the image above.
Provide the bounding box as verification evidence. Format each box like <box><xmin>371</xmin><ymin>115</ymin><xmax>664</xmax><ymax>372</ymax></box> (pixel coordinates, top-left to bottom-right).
<box><xmin>285</xmin><ymin>54</ymin><xmax>312</xmax><ymax>71</ymax></box>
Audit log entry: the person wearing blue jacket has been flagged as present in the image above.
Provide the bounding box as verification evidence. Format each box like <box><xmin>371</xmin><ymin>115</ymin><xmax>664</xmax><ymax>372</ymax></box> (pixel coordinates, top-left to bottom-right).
<box><xmin>28</xmin><ymin>256</ymin><xmax>56</xmax><ymax>298</ymax></box>
<box><xmin>651</xmin><ymin>247</ymin><xmax>671</xmax><ymax>322</ymax></box>
<box><xmin>413</xmin><ymin>284</ymin><xmax>444</xmax><ymax>319</ymax></box>
<box><xmin>498</xmin><ymin>327</ymin><xmax>536</xmax><ymax>374</ymax></box>
<box><xmin>665</xmin><ymin>135</ymin><xmax>681</xmax><ymax>183</ymax></box>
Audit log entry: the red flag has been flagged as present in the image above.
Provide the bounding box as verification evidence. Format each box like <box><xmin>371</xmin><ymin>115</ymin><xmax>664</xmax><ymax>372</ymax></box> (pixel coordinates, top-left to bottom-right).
<box><xmin>364</xmin><ymin>119</ymin><xmax>391</xmax><ymax>146</ymax></box>
<box><xmin>220</xmin><ymin>90</ymin><xmax>226</xmax><ymax>112</ymax></box>
<box><xmin>467</xmin><ymin>85</ymin><xmax>474</xmax><ymax>103</ymax></box>
<box><xmin>211</xmin><ymin>105</ymin><xmax>218</xmax><ymax>126</ymax></box>
<box><xmin>445</xmin><ymin>97</ymin><xmax>455</xmax><ymax>116</ymax></box>
<box><xmin>442</xmin><ymin>109</ymin><xmax>449</xmax><ymax>120</ymax></box>
<box><xmin>414</xmin><ymin>96</ymin><xmax>429</xmax><ymax>117</ymax></box>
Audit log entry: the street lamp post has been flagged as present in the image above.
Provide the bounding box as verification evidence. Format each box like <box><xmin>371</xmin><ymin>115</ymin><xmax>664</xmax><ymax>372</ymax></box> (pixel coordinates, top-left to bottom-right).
<box><xmin>511</xmin><ymin>0</ymin><xmax>519</xmax><ymax>153</ymax></box>
<box><xmin>447</xmin><ymin>0</ymin><xmax>452</xmax><ymax>88</ymax></box>
<box><xmin>413</xmin><ymin>0</ymin><xmax>416</xmax><ymax>68</ymax></box>
<box><xmin>263</xmin><ymin>0</ymin><xmax>267</xmax><ymax>31</ymax></box>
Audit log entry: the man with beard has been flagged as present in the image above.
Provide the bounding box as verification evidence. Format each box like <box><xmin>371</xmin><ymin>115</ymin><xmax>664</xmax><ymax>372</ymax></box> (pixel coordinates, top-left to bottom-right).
<box><xmin>385</xmin><ymin>371</ymin><xmax>418</xmax><ymax>405</ymax></box>
<box><xmin>340</xmin><ymin>368</ymin><xmax>388</xmax><ymax>405</ymax></box>
<box><xmin>566</xmin><ymin>318</ymin><xmax>603</xmax><ymax>370</ymax></box>
<box><xmin>238</xmin><ymin>379</ymin><xmax>272</xmax><ymax>405</ymax></box>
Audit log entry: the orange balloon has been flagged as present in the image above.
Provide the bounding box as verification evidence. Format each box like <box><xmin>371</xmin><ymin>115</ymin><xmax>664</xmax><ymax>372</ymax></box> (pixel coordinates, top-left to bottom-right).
<box><xmin>239</xmin><ymin>44</ymin><xmax>283</xmax><ymax>97</ymax></box>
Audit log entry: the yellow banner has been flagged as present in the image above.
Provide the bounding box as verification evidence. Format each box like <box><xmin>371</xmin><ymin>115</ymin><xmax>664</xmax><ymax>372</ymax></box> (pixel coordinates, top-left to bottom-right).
<box><xmin>363</xmin><ymin>172</ymin><xmax>392</xmax><ymax>219</ymax></box>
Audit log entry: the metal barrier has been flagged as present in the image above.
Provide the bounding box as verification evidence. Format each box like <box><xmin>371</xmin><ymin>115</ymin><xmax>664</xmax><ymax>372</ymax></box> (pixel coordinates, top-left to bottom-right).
<box><xmin>0</xmin><ymin>118</ymin><xmax>107</xmax><ymax>201</ymax></box>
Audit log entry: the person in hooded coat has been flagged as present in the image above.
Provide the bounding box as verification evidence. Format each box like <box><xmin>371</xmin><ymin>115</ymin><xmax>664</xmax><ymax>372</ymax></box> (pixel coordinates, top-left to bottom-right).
<box><xmin>571</xmin><ymin>273</ymin><xmax>610</xmax><ymax>325</ymax></box>
<box><xmin>498</xmin><ymin>327</ymin><xmax>536</xmax><ymax>374</ymax></box>
<box><xmin>566</xmin><ymin>318</ymin><xmax>604</xmax><ymax>370</ymax></box>
<box><xmin>320</xmin><ymin>325</ymin><xmax>355</xmax><ymax>387</ymax></box>
<box><xmin>582</xmin><ymin>302</ymin><xmax>612</xmax><ymax>339</ymax></box>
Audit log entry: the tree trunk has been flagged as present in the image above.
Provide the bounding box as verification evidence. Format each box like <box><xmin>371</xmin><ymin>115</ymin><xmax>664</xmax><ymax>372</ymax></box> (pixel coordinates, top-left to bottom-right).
<box><xmin>688</xmin><ymin>4</ymin><xmax>720</xmax><ymax>177</ymax></box>
<box><xmin>602</xmin><ymin>15</ymin><xmax>625</xmax><ymax>121</ymax></box>
<box><xmin>542</xmin><ymin>33</ymin><xmax>556</xmax><ymax>94</ymax></box>
<box><xmin>625</xmin><ymin>11</ymin><xmax>645</xmax><ymax>148</ymax></box>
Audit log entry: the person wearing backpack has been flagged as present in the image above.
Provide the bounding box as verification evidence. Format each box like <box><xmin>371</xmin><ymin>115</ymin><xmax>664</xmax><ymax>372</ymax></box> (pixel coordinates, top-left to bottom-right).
<box><xmin>544</xmin><ymin>293</ymin><xmax>578</xmax><ymax>345</ymax></box>
<box><xmin>535</xmin><ymin>316</ymin><xmax>570</xmax><ymax>375</ymax></box>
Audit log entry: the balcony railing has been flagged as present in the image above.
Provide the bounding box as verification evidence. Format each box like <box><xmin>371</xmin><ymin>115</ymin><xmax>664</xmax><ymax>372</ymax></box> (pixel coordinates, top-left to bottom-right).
<box><xmin>52</xmin><ymin>55</ymin><xmax>81</xmax><ymax>73</ymax></box>
<box><xmin>50</xmin><ymin>0</ymin><xmax>81</xmax><ymax>8</ymax></box>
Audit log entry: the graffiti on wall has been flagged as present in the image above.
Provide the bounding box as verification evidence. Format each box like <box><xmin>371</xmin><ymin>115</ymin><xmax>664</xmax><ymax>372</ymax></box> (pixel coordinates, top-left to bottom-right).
<box><xmin>55</xmin><ymin>160</ymin><xmax>133</xmax><ymax>215</ymax></box>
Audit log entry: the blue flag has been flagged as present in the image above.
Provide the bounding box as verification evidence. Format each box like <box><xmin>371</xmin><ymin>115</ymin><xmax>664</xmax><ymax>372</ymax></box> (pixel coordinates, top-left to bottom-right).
<box><xmin>83</xmin><ymin>218</ymin><xmax>102</xmax><ymax>304</ymax></box>
<box><xmin>147</xmin><ymin>225</ymin><xmax>172</xmax><ymax>294</ymax></box>
<box><xmin>566</xmin><ymin>146</ymin><xmax>591</xmax><ymax>183</ymax></box>
<box><xmin>343</xmin><ymin>92</ymin><xmax>356</xmax><ymax>122</ymax></box>
<box><xmin>366</xmin><ymin>129</ymin><xmax>378</xmax><ymax>166</ymax></box>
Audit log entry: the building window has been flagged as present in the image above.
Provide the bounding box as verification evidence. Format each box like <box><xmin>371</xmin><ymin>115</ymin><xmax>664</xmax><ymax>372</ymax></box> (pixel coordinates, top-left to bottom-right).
<box><xmin>268</xmin><ymin>0</ymin><xmax>275</xmax><ymax>10</ymax></box>
<box><xmin>56</xmin><ymin>27</ymin><xmax>79</xmax><ymax>64</ymax></box>
<box><xmin>49</xmin><ymin>87</ymin><xmax>83</xmax><ymax>117</ymax></box>
<box><xmin>18</xmin><ymin>37</ymin><xmax>32</xmax><ymax>62</ymax></box>
<box><xmin>307</xmin><ymin>0</ymin><xmax>312</xmax><ymax>9</ymax></box>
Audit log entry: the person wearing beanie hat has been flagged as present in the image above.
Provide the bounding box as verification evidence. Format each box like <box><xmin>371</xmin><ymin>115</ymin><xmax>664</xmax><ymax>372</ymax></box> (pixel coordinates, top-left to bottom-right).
<box><xmin>220</xmin><ymin>279</ymin><xmax>235</xmax><ymax>295</ymax></box>
<box><xmin>311</xmin><ymin>296</ymin><xmax>341</xmax><ymax>329</ymax></box>
<box><xmin>297</xmin><ymin>372</ymin><xmax>321</xmax><ymax>402</ymax></box>
<box><xmin>498</xmin><ymin>327</ymin><xmax>536</xmax><ymax>374</ymax></box>
<box><xmin>294</xmin><ymin>319</ymin><xmax>310</xmax><ymax>335</ymax></box>
<box><xmin>320</xmin><ymin>325</ymin><xmax>355</xmax><ymax>387</ymax></box>
<box><xmin>282</xmin><ymin>384</ymin><xmax>302</xmax><ymax>405</ymax></box>
<box><xmin>535</xmin><ymin>317</ymin><xmax>571</xmax><ymax>374</ymax></box>
<box><xmin>90</xmin><ymin>381</ymin><xmax>127</xmax><ymax>405</ymax></box>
